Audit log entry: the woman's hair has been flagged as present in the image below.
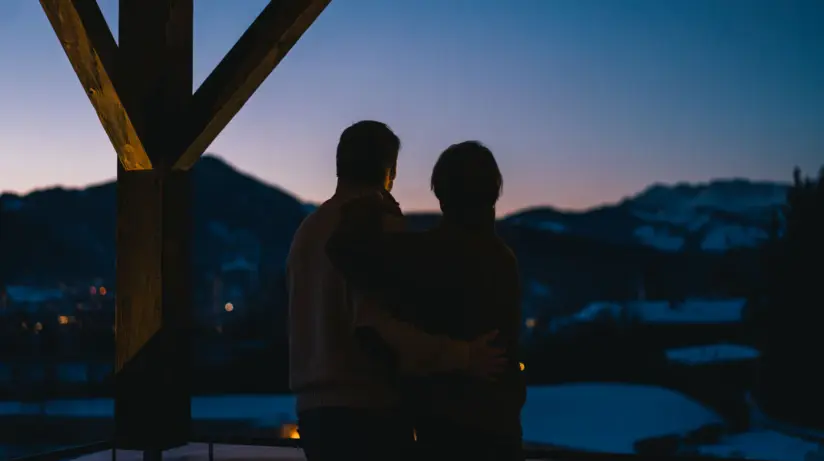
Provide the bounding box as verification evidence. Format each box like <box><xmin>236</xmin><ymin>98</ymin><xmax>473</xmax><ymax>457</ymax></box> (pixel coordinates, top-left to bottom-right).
<box><xmin>430</xmin><ymin>141</ymin><xmax>503</xmax><ymax>210</ymax></box>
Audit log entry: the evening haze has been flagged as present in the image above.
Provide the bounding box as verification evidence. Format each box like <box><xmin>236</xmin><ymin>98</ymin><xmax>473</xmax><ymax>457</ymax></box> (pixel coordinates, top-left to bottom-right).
<box><xmin>0</xmin><ymin>0</ymin><xmax>822</xmax><ymax>214</ymax></box>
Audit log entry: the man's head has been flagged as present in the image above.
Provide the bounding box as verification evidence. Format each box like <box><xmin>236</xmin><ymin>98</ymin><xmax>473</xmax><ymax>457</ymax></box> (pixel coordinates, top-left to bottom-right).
<box><xmin>336</xmin><ymin>120</ymin><xmax>400</xmax><ymax>192</ymax></box>
<box><xmin>431</xmin><ymin>141</ymin><xmax>503</xmax><ymax>212</ymax></box>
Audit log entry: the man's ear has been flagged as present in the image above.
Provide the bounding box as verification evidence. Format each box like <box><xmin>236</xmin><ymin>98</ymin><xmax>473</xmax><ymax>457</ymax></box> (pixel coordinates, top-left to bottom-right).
<box><xmin>384</xmin><ymin>166</ymin><xmax>397</xmax><ymax>192</ymax></box>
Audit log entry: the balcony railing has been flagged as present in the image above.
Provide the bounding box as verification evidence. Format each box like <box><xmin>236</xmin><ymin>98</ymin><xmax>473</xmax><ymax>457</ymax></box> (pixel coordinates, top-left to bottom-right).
<box><xmin>10</xmin><ymin>436</ymin><xmax>761</xmax><ymax>461</ymax></box>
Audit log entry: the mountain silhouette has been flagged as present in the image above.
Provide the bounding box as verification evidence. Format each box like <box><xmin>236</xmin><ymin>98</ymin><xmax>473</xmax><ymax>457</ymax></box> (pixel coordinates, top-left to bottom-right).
<box><xmin>0</xmin><ymin>155</ymin><xmax>784</xmax><ymax>314</ymax></box>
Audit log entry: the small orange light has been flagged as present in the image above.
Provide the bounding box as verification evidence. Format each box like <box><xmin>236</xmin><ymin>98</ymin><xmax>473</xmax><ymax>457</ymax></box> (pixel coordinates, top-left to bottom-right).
<box><xmin>58</xmin><ymin>315</ymin><xmax>69</xmax><ymax>325</ymax></box>
<box><xmin>99</xmin><ymin>287</ymin><xmax>107</xmax><ymax>296</ymax></box>
<box><xmin>519</xmin><ymin>362</ymin><xmax>525</xmax><ymax>371</ymax></box>
<box><xmin>280</xmin><ymin>423</ymin><xmax>300</xmax><ymax>439</ymax></box>
<box><xmin>224</xmin><ymin>302</ymin><xmax>234</xmax><ymax>312</ymax></box>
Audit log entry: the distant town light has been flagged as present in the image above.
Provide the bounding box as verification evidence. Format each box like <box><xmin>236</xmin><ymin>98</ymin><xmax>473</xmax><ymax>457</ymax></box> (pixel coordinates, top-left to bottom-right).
<box><xmin>99</xmin><ymin>287</ymin><xmax>107</xmax><ymax>296</ymax></box>
<box><xmin>58</xmin><ymin>315</ymin><xmax>69</xmax><ymax>325</ymax></box>
<box><xmin>34</xmin><ymin>322</ymin><xmax>43</xmax><ymax>332</ymax></box>
<box><xmin>525</xmin><ymin>318</ymin><xmax>536</xmax><ymax>328</ymax></box>
<box><xmin>224</xmin><ymin>302</ymin><xmax>234</xmax><ymax>312</ymax></box>
<box><xmin>89</xmin><ymin>286</ymin><xmax>97</xmax><ymax>295</ymax></box>
<box><xmin>519</xmin><ymin>362</ymin><xmax>525</xmax><ymax>372</ymax></box>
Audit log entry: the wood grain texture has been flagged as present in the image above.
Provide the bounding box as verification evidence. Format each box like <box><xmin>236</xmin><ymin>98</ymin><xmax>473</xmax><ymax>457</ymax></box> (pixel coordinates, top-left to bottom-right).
<box><xmin>40</xmin><ymin>0</ymin><xmax>151</xmax><ymax>170</ymax></box>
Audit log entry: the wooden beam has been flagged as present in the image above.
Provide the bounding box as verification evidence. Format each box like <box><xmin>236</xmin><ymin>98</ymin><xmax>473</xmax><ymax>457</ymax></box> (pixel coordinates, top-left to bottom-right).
<box><xmin>114</xmin><ymin>0</ymin><xmax>193</xmax><ymax>451</ymax></box>
<box><xmin>173</xmin><ymin>0</ymin><xmax>332</xmax><ymax>170</ymax></box>
<box><xmin>118</xmin><ymin>0</ymin><xmax>193</xmax><ymax>170</ymax></box>
<box><xmin>40</xmin><ymin>0</ymin><xmax>151</xmax><ymax>171</ymax></box>
<box><xmin>115</xmin><ymin>167</ymin><xmax>192</xmax><ymax>451</ymax></box>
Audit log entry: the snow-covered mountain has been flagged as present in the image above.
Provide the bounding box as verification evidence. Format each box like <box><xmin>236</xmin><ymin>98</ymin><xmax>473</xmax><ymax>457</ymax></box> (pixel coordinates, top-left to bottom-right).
<box><xmin>504</xmin><ymin>179</ymin><xmax>789</xmax><ymax>252</ymax></box>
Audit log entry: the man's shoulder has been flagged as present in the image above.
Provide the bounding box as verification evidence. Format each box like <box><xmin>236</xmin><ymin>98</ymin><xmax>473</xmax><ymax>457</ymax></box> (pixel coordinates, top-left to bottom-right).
<box><xmin>292</xmin><ymin>205</ymin><xmax>325</xmax><ymax>238</ymax></box>
<box><xmin>290</xmin><ymin>200</ymin><xmax>340</xmax><ymax>254</ymax></box>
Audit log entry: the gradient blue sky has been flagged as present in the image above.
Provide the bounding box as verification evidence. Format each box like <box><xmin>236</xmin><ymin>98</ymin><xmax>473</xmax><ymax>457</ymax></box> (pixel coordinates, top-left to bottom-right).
<box><xmin>0</xmin><ymin>0</ymin><xmax>822</xmax><ymax>213</ymax></box>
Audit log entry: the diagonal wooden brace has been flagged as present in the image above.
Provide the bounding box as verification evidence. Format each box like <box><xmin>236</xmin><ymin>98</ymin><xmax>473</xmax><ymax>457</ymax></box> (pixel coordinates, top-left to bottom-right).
<box><xmin>40</xmin><ymin>0</ymin><xmax>152</xmax><ymax>171</ymax></box>
<box><xmin>173</xmin><ymin>0</ymin><xmax>332</xmax><ymax>170</ymax></box>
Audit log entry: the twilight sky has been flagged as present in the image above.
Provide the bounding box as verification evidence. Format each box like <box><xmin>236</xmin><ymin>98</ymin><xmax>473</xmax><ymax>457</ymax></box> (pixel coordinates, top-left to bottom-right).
<box><xmin>0</xmin><ymin>0</ymin><xmax>822</xmax><ymax>213</ymax></box>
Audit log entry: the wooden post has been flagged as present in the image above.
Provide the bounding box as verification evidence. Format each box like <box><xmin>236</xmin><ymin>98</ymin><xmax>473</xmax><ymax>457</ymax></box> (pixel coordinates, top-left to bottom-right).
<box><xmin>114</xmin><ymin>169</ymin><xmax>193</xmax><ymax>450</ymax></box>
<box><xmin>40</xmin><ymin>0</ymin><xmax>332</xmax><ymax>452</ymax></box>
<box><xmin>113</xmin><ymin>0</ymin><xmax>194</xmax><ymax>450</ymax></box>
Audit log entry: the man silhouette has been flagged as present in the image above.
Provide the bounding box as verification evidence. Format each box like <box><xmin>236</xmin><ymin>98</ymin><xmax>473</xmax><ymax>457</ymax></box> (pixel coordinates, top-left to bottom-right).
<box><xmin>288</xmin><ymin>122</ymin><xmax>505</xmax><ymax>461</ymax></box>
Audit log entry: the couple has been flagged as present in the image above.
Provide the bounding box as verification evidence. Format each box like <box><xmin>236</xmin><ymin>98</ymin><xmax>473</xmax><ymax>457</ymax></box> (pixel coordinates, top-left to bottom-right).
<box><xmin>287</xmin><ymin>120</ymin><xmax>525</xmax><ymax>461</ymax></box>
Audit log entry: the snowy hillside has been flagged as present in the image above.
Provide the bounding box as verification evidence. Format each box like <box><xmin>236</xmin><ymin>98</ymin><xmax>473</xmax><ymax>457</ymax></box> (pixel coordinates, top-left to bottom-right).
<box><xmin>505</xmin><ymin>179</ymin><xmax>789</xmax><ymax>252</ymax></box>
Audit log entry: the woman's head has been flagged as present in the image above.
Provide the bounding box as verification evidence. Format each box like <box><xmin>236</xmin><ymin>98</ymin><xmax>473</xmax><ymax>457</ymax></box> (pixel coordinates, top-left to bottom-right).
<box><xmin>430</xmin><ymin>141</ymin><xmax>503</xmax><ymax>213</ymax></box>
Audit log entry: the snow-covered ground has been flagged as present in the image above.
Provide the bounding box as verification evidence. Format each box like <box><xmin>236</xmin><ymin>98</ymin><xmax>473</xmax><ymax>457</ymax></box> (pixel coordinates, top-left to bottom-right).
<box><xmin>666</xmin><ymin>344</ymin><xmax>760</xmax><ymax>366</ymax></box>
<box><xmin>679</xmin><ymin>392</ymin><xmax>824</xmax><ymax>461</ymax></box>
<box><xmin>522</xmin><ymin>383</ymin><xmax>723</xmax><ymax>453</ymax></box>
<box><xmin>700</xmin><ymin>225</ymin><xmax>769</xmax><ymax>252</ymax></box>
<box><xmin>0</xmin><ymin>394</ymin><xmax>298</xmax><ymax>426</ymax></box>
<box><xmin>571</xmin><ymin>298</ymin><xmax>746</xmax><ymax>325</ymax></box>
<box><xmin>4</xmin><ymin>285</ymin><xmax>65</xmax><ymax>304</ymax></box>
<box><xmin>633</xmin><ymin>225</ymin><xmax>685</xmax><ymax>252</ymax></box>
<box><xmin>522</xmin><ymin>383</ymin><xmax>821</xmax><ymax>461</ymax></box>
<box><xmin>698</xmin><ymin>430</ymin><xmax>821</xmax><ymax>461</ymax></box>
<box><xmin>572</xmin><ymin>302</ymin><xmax>624</xmax><ymax>322</ymax></box>
<box><xmin>628</xmin><ymin>298</ymin><xmax>745</xmax><ymax>324</ymax></box>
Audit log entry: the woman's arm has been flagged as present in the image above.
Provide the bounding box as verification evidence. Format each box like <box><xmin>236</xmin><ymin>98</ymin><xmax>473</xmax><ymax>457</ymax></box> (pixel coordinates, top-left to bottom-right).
<box><xmin>326</xmin><ymin>193</ymin><xmax>505</xmax><ymax>377</ymax></box>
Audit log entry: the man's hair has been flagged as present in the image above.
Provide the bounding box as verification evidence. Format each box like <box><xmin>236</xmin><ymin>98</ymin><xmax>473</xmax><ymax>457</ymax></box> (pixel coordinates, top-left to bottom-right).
<box><xmin>430</xmin><ymin>141</ymin><xmax>503</xmax><ymax>209</ymax></box>
<box><xmin>336</xmin><ymin>121</ymin><xmax>400</xmax><ymax>186</ymax></box>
